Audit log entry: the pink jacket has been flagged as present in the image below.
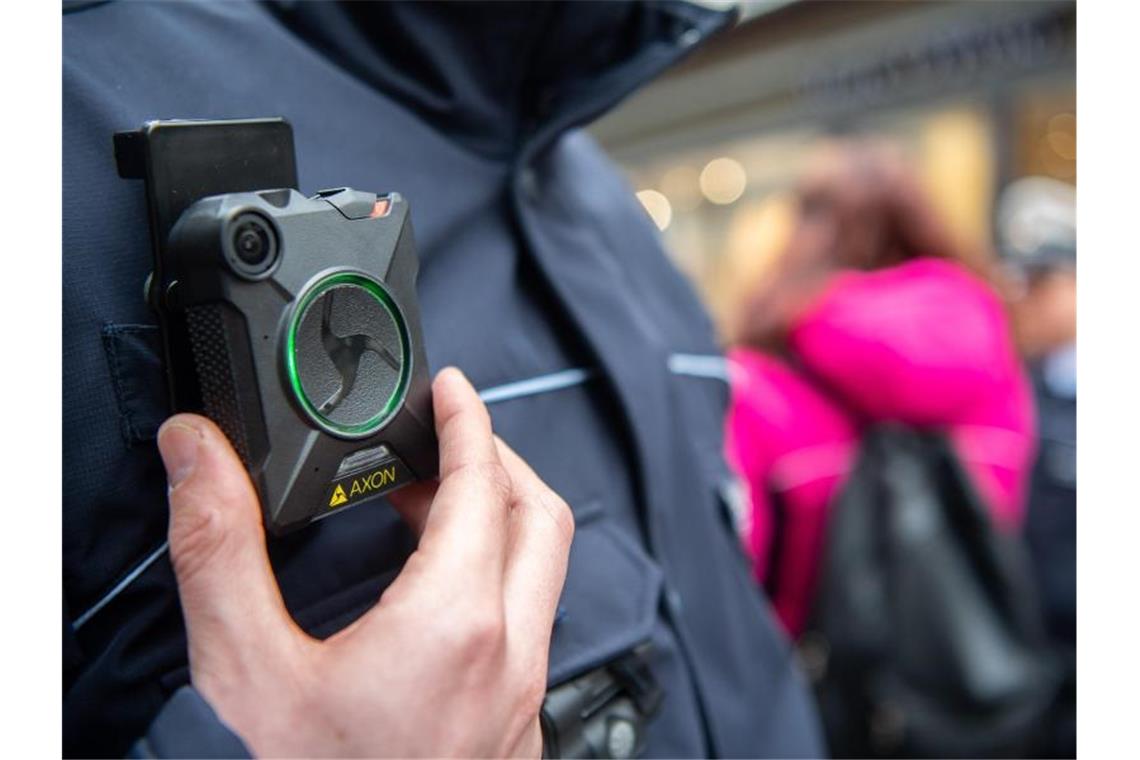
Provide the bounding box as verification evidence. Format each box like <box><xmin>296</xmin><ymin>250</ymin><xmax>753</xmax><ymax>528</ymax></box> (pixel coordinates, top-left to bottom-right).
<box><xmin>727</xmin><ymin>258</ymin><xmax>1036</xmax><ymax>636</ymax></box>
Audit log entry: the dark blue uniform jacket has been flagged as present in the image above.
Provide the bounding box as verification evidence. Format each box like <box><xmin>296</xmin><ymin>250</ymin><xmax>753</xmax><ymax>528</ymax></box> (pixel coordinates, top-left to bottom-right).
<box><xmin>63</xmin><ymin>2</ymin><xmax>824</xmax><ymax>756</ymax></box>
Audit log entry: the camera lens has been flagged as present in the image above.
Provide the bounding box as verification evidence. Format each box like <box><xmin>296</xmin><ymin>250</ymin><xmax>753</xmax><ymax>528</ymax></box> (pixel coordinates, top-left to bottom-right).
<box><xmin>235</xmin><ymin>224</ymin><xmax>268</xmax><ymax>265</ymax></box>
<box><xmin>226</xmin><ymin>213</ymin><xmax>279</xmax><ymax>277</ymax></box>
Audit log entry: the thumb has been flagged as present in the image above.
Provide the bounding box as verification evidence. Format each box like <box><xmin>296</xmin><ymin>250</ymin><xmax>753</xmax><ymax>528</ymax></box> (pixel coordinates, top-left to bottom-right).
<box><xmin>158</xmin><ymin>414</ymin><xmax>294</xmax><ymax>663</ymax></box>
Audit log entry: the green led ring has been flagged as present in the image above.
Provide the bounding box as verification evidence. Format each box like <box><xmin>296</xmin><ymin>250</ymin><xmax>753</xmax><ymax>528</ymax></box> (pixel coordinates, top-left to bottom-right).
<box><xmin>285</xmin><ymin>272</ymin><xmax>411</xmax><ymax>438</ymax></box>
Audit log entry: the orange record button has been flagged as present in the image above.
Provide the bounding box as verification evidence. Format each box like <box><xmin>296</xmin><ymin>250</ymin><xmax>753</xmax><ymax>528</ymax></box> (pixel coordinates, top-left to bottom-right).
<box><xmin>370</xmin><ymin>198</ymin><xmax>392</xmax><ymax>218</ymax></box>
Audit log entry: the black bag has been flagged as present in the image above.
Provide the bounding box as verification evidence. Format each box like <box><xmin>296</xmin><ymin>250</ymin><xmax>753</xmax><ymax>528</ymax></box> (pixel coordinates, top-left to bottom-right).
<box><xmin>801</xmin><ymin>427</ymin><xmax>1063</xmax><ymax>758</ymax></box>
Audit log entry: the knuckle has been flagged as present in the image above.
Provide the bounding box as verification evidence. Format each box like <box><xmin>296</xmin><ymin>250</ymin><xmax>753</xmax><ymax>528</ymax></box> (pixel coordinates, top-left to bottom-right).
<box><xmin>535</xmin><ymin>489</ymin><xmax>575</xmax><ymax>549</ymax></box>
<box><xmin>549</xmin><ymin>493</ymin><xmax>575</xmax><ymax>544</ymax></box>
<box><xmin>168</xmin><ymin>502</ymin><xmax>226</xmax><ymax>585</ymax></box>
<box><xmin>438</xmin><ymin>399</ymin><xmax>491</xmax><ymax>447</ymax></box>
<box><xmin>456</xmin><ymin>459</ymin><xmax>513</xmax><ymax>504</ymax></box>
<box><xmin>484</xmin><ymin>460</ymin><xmax>514</xmax><ymax>503</ymax></box>
<box><xmin>514</xmin><ymin>672</ymin><xmax>548</xmax><ymax>721</ymax></box>
<box><xmin>460</xmin><ymin>610</ymin><xmax>506</xmax><ymax>656</ymax></box>
<box><xmin>455</xmin><ymin>606</ymin><xmax>507</xmax><ymax>661</ymax></box>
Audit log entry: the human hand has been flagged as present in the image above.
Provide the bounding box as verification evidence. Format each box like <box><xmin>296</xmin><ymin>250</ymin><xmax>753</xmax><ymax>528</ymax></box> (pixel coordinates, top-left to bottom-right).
<box><xmin>156</xmin><ymin>367</ymin><xmax>574</xmax><ymax>757</ymax></box>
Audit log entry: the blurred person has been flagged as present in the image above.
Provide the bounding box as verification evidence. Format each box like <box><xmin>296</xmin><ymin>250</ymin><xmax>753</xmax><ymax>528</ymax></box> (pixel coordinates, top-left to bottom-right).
<box><xmin>998</xmin><ymin>176</ymin><xmax>1076</xmax><ymax>647</ymax></box>
<box><xmin>63</xmin><ymin>2</ymin><xmax>824</xmax><ymax>757</ymax></box>
<box><xmin>727</xmin><ymin>140</ymin><xmax>1037</xmax><ymax>637</ymax></box>
<box><xmin>726</xmin><ymin>141</ymin><xmax>1061</xmax><ymax>757</ymax></box>
<box><xmin>997</xmin><ymin>177</ymin><xmax>1077</xmax><ymax>757</ymax></box>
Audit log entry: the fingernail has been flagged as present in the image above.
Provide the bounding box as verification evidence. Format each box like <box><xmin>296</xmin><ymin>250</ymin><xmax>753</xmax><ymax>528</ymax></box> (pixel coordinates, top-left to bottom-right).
<box><xmin>158</xmin><ymin>422</ymin><xmax>201</xmax><ymax>488</ymax></box>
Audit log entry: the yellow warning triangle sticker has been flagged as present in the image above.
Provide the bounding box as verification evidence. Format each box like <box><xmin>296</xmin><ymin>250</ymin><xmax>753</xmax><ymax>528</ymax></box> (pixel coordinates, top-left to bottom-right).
<box><xmin>329</xmin><ymin>484</ymin><xmax>348</xmax><ymax>508</ymax></box>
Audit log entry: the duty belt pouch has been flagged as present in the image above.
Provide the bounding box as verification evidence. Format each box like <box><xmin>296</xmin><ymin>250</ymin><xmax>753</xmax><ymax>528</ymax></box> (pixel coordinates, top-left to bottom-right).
<box><xmin>541</xmin><ymin>644</ymin><xmax>661</xmax><ymax>759</ymax></box>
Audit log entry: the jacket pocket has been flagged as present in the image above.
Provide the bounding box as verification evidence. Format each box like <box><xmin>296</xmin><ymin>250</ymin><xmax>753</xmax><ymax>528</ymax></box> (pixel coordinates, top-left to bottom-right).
<box><xmin>547</xmin><ymin>501</ymin><xmax>664</xmax><ymax>686</ymax></box>
<box><xmin>102</xmin><ymin>323</ymin><xmax>169</xmax><ymax>445</ymax></box>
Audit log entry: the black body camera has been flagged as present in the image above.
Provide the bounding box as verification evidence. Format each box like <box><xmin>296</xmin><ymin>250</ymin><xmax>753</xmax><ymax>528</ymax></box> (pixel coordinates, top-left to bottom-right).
<box><xmin>115</xmin><ymin>118</ymin><xmax>438</xmax><ymax>534</ymax></box>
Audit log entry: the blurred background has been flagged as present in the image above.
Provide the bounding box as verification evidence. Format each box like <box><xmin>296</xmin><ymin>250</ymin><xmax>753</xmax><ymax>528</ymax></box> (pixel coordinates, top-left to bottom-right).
<box><xmin>597</xmin><ymin>3</ymin><xmax>1077</xmax><ymax>755</ymax></box>
<box><xmin>593</xmin><ymin>0</ymin><xmax>1075</xmax><ymax>339</ymax></box>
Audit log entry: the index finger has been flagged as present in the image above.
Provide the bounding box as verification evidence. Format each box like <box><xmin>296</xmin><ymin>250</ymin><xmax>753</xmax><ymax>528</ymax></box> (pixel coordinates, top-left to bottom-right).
<box><xmin>410</xmin><ymin>368</ymin><xmax>513</xmax><ymax>583</ymax></box>
<box><xmin>495</xmin><ymin>439</ymin><xmax>574</xmax><ymax>658</ymax></box>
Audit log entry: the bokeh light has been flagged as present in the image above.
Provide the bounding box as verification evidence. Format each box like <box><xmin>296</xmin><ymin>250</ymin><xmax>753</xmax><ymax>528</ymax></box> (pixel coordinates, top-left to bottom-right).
<box><xmin>636</xmin><ymin>189</ymin><xmax>673</xmax><ymax>230</ymax></box>
<box><xmin>1046</xmin><ymin>112</ymin><xmax>1076</xmax><ymax>161</ymax></box>
<box><xmin>699</xmin><ymin>157</ymin><xmax>748</xmax><ymax>205</ymax></box>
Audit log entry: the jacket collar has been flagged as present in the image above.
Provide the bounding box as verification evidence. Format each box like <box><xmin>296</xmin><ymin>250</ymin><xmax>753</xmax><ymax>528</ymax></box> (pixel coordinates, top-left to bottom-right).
<box><xmin>268</xmin><ymin>1</ymin><xmax>734</xmax><ymax>160</ymax></box>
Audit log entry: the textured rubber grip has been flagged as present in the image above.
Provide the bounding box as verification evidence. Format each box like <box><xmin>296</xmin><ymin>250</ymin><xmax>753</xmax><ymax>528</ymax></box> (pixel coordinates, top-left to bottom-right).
<box><xmin>185</xmin><ymin>304</ymin><xmax>251</xmax><ymax>463</ymax></box>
